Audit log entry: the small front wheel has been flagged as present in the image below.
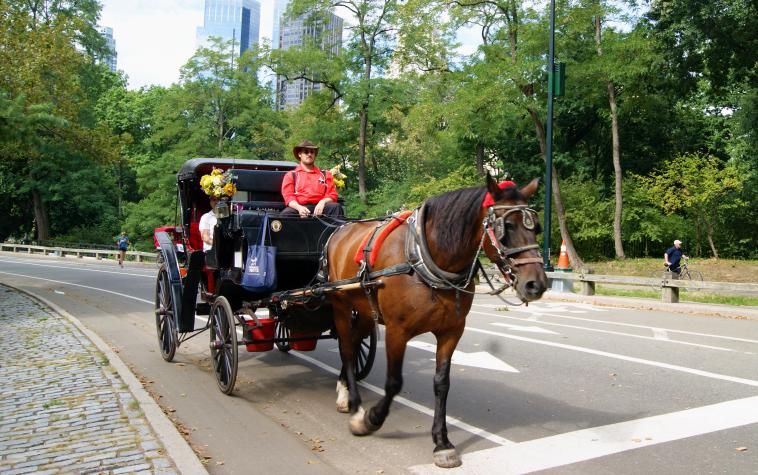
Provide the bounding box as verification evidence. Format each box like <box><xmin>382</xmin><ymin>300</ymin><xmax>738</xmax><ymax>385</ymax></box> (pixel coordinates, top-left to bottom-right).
<box><xmin>210</xmin><ymin>296</ymin><xmax>238</xmax><ymax>395</ymax></box>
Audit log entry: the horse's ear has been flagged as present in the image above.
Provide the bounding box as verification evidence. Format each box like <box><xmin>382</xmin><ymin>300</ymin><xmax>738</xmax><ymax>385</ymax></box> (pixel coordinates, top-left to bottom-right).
<box><xmin>486</xmin><ymin>172</ymin><xmax>501</xmax><ymax>198</ymax></box>
<box><xmin>520</xmin><ymin>178</ymin><xmax>540</xmax><ymax>199</ymax></box>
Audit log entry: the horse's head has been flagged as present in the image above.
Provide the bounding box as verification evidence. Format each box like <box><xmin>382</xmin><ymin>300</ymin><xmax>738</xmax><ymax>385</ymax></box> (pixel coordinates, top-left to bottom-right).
<box><xmin>482</xmin><ymin>175</ymin><xmax>548</xmax><ymax>302</ymax></box>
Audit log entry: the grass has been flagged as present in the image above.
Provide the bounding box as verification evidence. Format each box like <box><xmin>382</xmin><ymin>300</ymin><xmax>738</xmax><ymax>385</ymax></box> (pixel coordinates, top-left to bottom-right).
<box><xmin>594</xmin><ymin>286</ymin><xmax>758</xmax><ymax>306</ymax></box>
<box><xmin>584</xmin><ymin>258</ymin><xmax>758</xmax><ymax>283</ymax></box>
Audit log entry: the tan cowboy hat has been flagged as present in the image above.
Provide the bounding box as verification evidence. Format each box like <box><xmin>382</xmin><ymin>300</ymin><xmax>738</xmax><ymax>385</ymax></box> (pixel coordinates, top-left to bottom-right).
<box><xmin>293</xmin><ymin>140</ymin><xmax>319</xmax><ymax>159</ymax></box>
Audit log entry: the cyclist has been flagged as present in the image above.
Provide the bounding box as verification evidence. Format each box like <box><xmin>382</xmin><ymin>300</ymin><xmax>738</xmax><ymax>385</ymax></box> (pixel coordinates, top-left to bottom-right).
<box><xmin>664</xmin><ymin>239</ymin><xmax>689</xmax><ymax>275</ymax></box>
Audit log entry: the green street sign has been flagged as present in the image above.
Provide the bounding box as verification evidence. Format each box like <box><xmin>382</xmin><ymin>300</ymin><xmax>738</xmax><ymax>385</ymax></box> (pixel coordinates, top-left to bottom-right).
<box><xmin>552</xmin><ymin>62</ymin><xmax>565</xmax><ymax>97</ymax></box>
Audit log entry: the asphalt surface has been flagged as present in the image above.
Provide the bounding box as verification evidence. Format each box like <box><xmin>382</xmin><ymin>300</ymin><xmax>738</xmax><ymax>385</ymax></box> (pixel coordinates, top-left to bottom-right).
<box><xmin>1</xmin><ymin>252</ymin><xmax>757</xmax><ymax>474</ymax></box>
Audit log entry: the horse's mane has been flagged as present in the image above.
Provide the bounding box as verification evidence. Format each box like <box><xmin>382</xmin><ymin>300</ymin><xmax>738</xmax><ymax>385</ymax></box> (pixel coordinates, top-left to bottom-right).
<box><xmin>423</xmin><ymin>185</ymin><xmax>521</xmax><ymax>250</ymax></box>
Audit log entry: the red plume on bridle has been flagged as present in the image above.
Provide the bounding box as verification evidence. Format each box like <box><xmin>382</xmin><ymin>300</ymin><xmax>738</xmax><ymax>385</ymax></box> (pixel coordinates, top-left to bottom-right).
<box><xmin>482</xmin><ymin>181</ymin><xmax>516</xmax><ymax>208</ymax></box>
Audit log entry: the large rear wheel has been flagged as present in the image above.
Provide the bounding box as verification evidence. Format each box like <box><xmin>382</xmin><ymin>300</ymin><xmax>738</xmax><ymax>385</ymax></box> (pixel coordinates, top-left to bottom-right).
<box><xmin>355</xmin><ymin>325</ymin><xmax>377</xmax><ymax>381</ymax></box>
<box><xmin>210</xmin><ymin>296</ymin><xmax>238</xmax><ymax>395</ymax></box>
<box><xmin>154</xmin><ymin>266</ymin><xmax>177</xmax><ymax>362</ymax></box>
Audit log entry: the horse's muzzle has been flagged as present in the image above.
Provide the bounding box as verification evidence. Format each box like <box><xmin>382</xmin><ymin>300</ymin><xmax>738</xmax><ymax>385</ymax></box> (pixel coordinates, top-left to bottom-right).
<box><xmin>523</xmin><ymin>278</ymin><xmax>546</xmax><ymax>300</ymax></box>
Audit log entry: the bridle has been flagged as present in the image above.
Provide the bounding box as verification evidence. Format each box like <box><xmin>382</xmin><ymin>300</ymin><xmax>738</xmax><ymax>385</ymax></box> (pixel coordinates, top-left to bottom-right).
<box><xmin>483</xmin><ymin>204</ymin><xmax>543</xmax><ymax>285</ymax></box>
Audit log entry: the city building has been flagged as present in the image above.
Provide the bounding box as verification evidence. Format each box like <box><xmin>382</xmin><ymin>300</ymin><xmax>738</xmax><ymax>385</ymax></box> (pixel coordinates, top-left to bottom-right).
<box><xmin>100</xmin><ymin>26</ymin><xmax>117</xmax><ymax>72</ymax></box>
<box><xmin>271</xmin><ymin>0</ymin><xmax>290</xmax><ymax>50</ymax></box>
<box><xmin>196</xmin><ymin>0</ymin><xmax>261</xmax><ymax>57</ymax></box>
<box><xmin>275</xmin><ymin>11</ymin><xmax>343</xmax><ymax>110</ymax></box>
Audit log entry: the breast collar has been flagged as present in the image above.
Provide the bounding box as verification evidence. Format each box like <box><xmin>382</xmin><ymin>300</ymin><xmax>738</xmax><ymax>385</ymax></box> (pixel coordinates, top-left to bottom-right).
<box><xmin>404</xmin><ymin>205</ymin><xmax>474</xmax><ymax>289</ymax></box>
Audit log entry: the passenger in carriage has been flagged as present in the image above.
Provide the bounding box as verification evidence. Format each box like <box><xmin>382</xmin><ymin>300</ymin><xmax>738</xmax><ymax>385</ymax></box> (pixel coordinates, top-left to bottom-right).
<box><xmin>281</xmin><ymin>140</ymin><xmax>343</xmax><ymax>218</ymax></box>
<box><xmin>199</xmin><ymin>195</ymin><xmax>219</xmax><ymax>251</ymax></box>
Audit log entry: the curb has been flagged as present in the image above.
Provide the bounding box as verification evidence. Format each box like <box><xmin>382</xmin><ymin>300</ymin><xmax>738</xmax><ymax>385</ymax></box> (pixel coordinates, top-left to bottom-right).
<box><xmin>4</xmin><ymin>283</ymin><xmax>209</xmax><ymax>475</ymax></box>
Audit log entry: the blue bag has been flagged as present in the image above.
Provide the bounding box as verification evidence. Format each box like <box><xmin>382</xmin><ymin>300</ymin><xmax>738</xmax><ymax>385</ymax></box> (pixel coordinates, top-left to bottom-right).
<box><xmin>241</xmin><ymin>214</ymin><xmax>277</xmax><ymax>292</ymax></box>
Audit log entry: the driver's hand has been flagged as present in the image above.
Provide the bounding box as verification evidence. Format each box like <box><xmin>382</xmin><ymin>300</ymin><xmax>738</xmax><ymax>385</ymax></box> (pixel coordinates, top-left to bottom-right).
<box><xmin>314</xmin><ymin>201</ymin><xmax>326</xmax><ymax>216</ymax></box>
<box><xmin>298</xmin><ymin>205</ymin><xmax>311</xmax><ymax>218</ymax></box>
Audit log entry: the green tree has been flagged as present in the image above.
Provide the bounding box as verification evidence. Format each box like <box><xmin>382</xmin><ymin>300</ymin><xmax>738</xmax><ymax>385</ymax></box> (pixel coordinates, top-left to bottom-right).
<box><xmin>639</xmin><ymin>153</ymin><xmax>743</xmax><ymax>258</ymax></box>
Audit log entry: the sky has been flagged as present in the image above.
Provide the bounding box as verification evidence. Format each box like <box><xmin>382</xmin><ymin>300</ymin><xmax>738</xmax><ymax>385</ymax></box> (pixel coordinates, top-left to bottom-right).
<box><xmin>99</xmin><ymin>0</ymin><xmax>277</xmax><ymax>89</ymax></box>
<box><xmin>99</xmin><ymin>0</ymin><xmax>480</xmax><ymax>90</ymax></box>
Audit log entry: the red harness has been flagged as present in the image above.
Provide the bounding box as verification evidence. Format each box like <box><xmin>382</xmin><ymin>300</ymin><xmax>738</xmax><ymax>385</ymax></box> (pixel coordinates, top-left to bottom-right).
<box><xmin>354</xmin><ymin>210</ymin><xmax>414</xmax><ymax>267</ymax></box>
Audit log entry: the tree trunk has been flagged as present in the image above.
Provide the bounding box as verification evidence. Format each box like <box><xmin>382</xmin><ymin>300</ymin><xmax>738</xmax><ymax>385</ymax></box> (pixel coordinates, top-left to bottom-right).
<box><xmin>608</xmin><ymin>82</ymin><xmax>624</xmax><ymax>259</ymax></box>
<box><xmin>705</xmin><ymin>219</ymin><xmax>719</xmax><ymax>258</ymax></box>
<box><xmin>527</xmin><ymin>107</ymin><xmax>585</xmax><ymax>269</ymax></box>
<box><xmin>32</xmin><ymin>188</ymin><xmax>50</xmax><ymax>241</ymax></box>
<box><xmin>358</xmin><ymin>105</ymin><xmax>368</xmax><ymax>203</ymax></box>
<box><xmin>595</xmin><ymin>15</ymin><xmax>625</xmax><ymax>259</ymax></box>
<box><xmin>476</xmin><ymin>142</ymin><xmax>484</xmax><ymax>175</ymax></box>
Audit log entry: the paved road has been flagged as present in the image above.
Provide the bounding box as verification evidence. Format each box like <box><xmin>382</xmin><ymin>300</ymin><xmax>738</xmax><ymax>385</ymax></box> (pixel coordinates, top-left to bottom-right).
<box><xmin>1</xmin><ymin>252</ymin><xmax>757</xmax><ymax>474</ymax></box>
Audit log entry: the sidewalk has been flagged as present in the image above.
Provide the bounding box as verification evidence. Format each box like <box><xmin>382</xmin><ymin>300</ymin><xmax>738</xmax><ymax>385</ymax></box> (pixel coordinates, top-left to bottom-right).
<box><xmin>0</xmin><ymin>285</ymin><xmax>207</xmax><ymax>475</ymax></box>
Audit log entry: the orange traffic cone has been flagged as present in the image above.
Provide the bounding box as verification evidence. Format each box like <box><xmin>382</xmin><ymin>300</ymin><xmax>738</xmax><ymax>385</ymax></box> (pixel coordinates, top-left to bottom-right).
<box><xmin>555</xmin><ymin>240</ymin><xmax>571</xmax><ymax>271</ymax></box>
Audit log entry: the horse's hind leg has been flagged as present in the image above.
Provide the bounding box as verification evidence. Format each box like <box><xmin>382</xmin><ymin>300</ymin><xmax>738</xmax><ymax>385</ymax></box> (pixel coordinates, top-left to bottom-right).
<box><xmin>431</xmin><ymin>327</ymin><xmax>465</xmax><ymax>468</ymax></box>
<box><xmin>351</xmin><ymin>323</ymin><xmax>408</xmax><ymax>436</ymax></box>
<box><xmin>333</xmin><ymin>301</ymin><xmax>363</xmax><ymax>416</ymax></box>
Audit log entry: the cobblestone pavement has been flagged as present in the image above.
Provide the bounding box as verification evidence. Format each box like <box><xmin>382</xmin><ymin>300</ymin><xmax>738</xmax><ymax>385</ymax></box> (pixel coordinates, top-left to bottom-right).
<box><xmin>0</xmin><ymin>285</ymin><xmax>179</xmax><ymax>474</ymax></box>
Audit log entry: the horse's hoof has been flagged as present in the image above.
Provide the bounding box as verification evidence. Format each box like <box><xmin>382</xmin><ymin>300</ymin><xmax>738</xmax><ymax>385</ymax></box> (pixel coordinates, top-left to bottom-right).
<box><xmin>433</xmin><ymin>448</ymin><xmax>462</xmax><ymax>468</ymax></box>
<box><xmin>336</xmin><ymin>381</ymin><xmax>349</xmax><ymax>413</ymax></box>
<box><xmin>348</xmin><ymin>406</ymin><xmax>378</xmax><ymax>436</ymax></box>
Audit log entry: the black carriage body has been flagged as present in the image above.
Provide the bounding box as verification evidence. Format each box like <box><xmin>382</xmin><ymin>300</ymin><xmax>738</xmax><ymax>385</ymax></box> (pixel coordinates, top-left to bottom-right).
<box><xmin>171</xmin><ymin>158</ymin><xmax>339</xmax><ymax>334</ymax></box>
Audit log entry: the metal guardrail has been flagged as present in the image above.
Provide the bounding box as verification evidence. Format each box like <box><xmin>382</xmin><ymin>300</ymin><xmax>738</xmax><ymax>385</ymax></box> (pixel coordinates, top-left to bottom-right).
<box><xmin>546</xmin><ymin>271</ymin><xmax>758</xmax><ymax>303</ymax></box>
<box><xmin>0</xmin><ymin>243</ymin><xmax>159</xmax><ymax>263</ymax></box>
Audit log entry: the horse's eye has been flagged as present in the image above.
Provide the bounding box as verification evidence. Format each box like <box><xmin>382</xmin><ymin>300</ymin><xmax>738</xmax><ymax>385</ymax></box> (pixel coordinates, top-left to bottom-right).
<box><xmin>503</xmin><ymin>221</ymin><xmax>515</xmax><ymax>230</ymax></box>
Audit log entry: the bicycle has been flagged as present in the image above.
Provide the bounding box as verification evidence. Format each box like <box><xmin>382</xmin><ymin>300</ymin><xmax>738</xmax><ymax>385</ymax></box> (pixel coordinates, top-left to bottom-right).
<box><xmin>649</xmin><ymin>257</ymin><xmax>703</xmax><ymax>292</ymax></box>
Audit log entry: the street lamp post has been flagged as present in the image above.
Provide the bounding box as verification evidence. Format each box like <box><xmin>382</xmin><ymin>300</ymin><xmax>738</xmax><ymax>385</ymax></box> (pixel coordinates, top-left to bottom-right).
<box><xmin>543</xmin><ymin>0</ymin><xmax>556</xmax><ymax>271</ymax></box>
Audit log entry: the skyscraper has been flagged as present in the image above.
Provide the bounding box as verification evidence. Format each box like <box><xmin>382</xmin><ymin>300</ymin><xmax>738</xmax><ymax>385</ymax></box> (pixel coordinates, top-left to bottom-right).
<box><xmin>196</xmin><ymin>0</ymin><xmax>261</xmax><ymax>56</ymax></box>
<box><xmin>271</xmin><ymin>0</ymin><xmax>290</xmax><ymax>50</ymax></box>
<box><xmin>100</xmin><ymin>26</ymin><xmax>117</xmax><ymax>72</ymax></box>
<box><xmin>275</xmin><ymin>12</ymin><xmax>343</xmax><ymax>110</ymax></box>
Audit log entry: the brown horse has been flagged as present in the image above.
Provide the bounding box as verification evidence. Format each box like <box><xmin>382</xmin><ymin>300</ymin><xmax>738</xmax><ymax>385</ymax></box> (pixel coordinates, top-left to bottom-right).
<box><xmin>326</xmin><ymin>175</ymin><xmax>547</xmax><ymax>468</ymax></box>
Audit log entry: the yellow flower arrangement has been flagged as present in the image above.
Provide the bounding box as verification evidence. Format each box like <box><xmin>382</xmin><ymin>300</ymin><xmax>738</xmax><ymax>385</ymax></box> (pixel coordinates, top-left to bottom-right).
<box><xmin>200</xmin><ymin>167</ymin><xmax>237</xmax><ymax>198</ymax></box>
<box><xmin>330</xmin><ymin>165</ymin><xmax>347</xmax><ymax>189</ymax></box>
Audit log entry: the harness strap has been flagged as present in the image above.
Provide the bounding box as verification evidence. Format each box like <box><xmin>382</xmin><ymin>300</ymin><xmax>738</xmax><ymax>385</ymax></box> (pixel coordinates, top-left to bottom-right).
<box><xmin>405</xmin><ymin>206</ymin><xmax>472</xmax><ymax>289</ymax></box>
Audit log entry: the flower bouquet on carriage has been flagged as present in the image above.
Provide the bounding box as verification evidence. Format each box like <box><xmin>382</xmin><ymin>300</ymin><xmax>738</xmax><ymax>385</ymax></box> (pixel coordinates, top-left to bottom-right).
<box><xmin>200</xmin><ymin>168</ymin><xmax>237</xmax><ymax>218</ymax></box>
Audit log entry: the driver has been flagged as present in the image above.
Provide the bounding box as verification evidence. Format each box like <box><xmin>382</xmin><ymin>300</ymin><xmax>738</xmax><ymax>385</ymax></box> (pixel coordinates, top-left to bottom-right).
<box><xmin>280</xmin><ymin>140</ymin><xmax>343</xmax><ymax>217</ymax></box>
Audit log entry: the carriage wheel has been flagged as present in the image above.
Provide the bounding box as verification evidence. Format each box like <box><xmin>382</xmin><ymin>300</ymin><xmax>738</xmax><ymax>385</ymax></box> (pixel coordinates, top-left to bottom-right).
<box><xmin>355</xmin><ymin>325</ymin><xmax>377</xmax><ymax>381</ymax></box>
<box><xmin>154</xmin><ymin>266</ymin><xmax>177</xmax><ymax>362</ymax></box>
<box><xmin>210</xmin><ymin>296</ymin><xmax>238</xmax><ymax>395</ymax></box>
<box><xmin>275</xmin><ymin>321</ymin><xmax>292</xmax><ymax>353</ymax></box>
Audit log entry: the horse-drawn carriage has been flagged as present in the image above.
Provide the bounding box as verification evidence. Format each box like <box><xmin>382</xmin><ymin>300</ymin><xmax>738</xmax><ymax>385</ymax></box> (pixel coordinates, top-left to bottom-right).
<box><xmin>154</xmin><ymin>156</ymin><xmax>547</xmax><ymax>468</ymax></box>
<box><xmin>153</xmin><ymin>157</ymin><xmax>377</xmax><ymax>395</ymax></box>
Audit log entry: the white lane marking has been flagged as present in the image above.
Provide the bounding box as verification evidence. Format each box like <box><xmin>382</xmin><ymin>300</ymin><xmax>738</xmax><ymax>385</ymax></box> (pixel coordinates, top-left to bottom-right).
<box><xmin>488</xmin><ymin>322</ymin><xmax>558</xmax><ymax>335</ymax></box>
<box><xmin>287</xmin><ymin>351</ymin><xmax>516</xmax><ymax>447</ymax></box>
<box><xmin>476</xmin><ymin>304</ymin><xmax>758</xmax><ymax>345</ymax></box>
<box><xmin>476</xmin><ymin>311</ymin><xmax>734</xmax><ymax>352</ymax></box>
<box><xmin>407</xmin><ymin>340</ymin><xmax>519</xmax><ymax>373</ymax></box>
<box><xmin>54</xmin><ymin>290</ymin><xmax>65</xmax><ymax>295</ymax></box>
<box><xmin>465</xmin><ymin>326</ymin><xmax>758</xmax><ymax>387</ymax></box>
<box><xmin>0</xmin><ymin>271</ymin><xmax>153</xmax><ymax>305</ymax></box>
<box><xmin>410</xmin><ymin>395</ymin><xmax>758</xmax><ymax>474</ymax></box>
<box><xmin>193</xmin><ymin>315</ymin><xmax>515</xmax><ymax>445</ymax></box>
<box><xmin>0</xmin><ymin>258</ymin><xmax>154</xmax><ymax>277</ymax></box>
<box><xmin>653</xmin><ymin>328</ymin><xmax>669</xmax><ymax>340</ymax></box>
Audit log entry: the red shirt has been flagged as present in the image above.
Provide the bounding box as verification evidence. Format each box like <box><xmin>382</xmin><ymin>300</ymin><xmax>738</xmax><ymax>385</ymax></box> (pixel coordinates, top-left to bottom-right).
<box><xmin>281</xmin><ymin>164</ymin><xmax>339</xmax><ymax>205</ymax></box>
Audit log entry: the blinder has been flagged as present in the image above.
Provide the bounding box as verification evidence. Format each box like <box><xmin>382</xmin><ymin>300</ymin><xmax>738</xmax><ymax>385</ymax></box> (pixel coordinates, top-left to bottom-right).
<box><xmin>484</xmin><ymin>204</ymin><xmax>543</xmax><ymax>272</ymax></box>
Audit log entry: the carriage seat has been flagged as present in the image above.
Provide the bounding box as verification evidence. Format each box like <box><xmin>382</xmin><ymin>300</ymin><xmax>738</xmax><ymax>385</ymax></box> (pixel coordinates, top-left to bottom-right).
<box><xmin>232</xmin><ymin>169</ymin><xmax>288</xmax><ymax>210</ymax></box>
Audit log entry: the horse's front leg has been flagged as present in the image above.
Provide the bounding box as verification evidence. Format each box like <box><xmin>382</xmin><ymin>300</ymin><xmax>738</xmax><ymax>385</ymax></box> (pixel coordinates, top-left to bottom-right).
<box><xmin>431</xmin><ymin>327</ymin><xmax>465</xmax><ymax>468</ymax></box>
